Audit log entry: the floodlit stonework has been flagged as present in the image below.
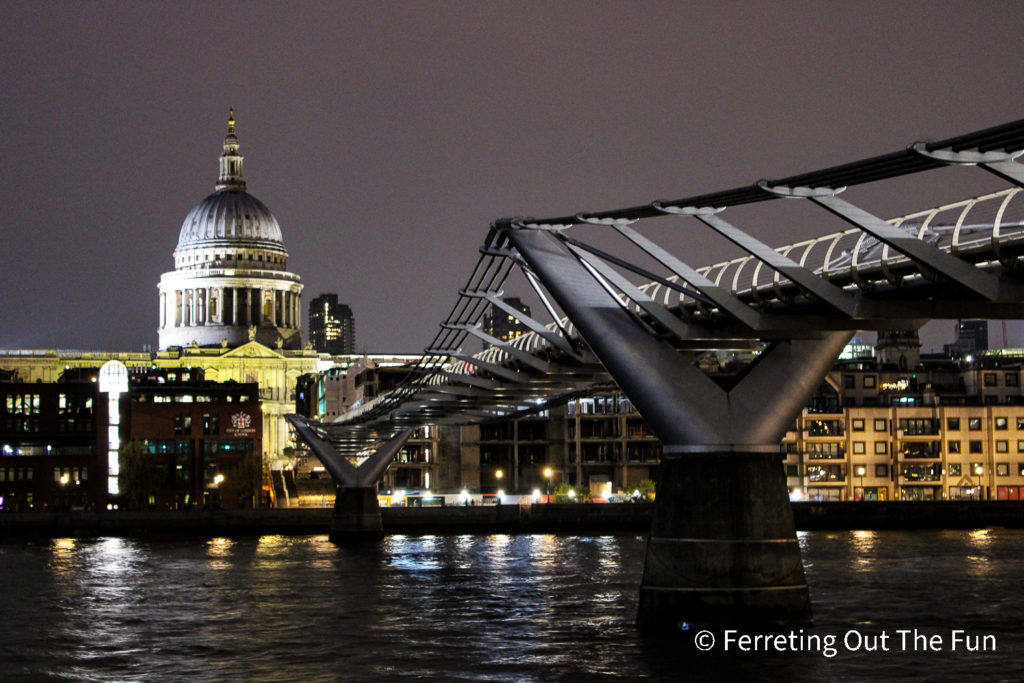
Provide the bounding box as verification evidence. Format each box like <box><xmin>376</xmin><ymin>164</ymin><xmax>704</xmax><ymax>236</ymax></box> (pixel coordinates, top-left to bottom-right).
<box><xmin>158</xmin><ymin>110</ymin><xmax>303</xmax><ymax>351</ymax></box>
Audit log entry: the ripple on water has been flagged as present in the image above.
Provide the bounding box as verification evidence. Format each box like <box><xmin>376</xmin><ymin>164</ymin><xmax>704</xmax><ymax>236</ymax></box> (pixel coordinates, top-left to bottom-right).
<box><xmin>1</xmin><ymin>531</ymin><xmax>1023</xmax><ymax>680</ymax></box>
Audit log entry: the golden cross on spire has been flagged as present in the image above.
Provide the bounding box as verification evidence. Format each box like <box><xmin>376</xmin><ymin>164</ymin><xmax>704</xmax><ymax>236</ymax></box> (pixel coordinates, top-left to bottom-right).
<box><xmin>228</xmin><ymin>107</ymin><xmax>236</xmax><ymax>135</ymax></box>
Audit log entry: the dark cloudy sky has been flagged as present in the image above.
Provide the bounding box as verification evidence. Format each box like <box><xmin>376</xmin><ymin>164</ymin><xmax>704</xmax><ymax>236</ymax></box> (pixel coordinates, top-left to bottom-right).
<box><xmin>3</xmin><ymin>1</ymin><xmax>1024</xmax><ymax>353</ymax></box>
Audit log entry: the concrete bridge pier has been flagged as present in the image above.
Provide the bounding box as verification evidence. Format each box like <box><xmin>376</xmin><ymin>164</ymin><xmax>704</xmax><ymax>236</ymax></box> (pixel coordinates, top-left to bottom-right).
<box><xmin>285</xmin><ymin>415</ymin><xmax>413</xmax><ymax>543</ymax></box>
<box><xmin>330</xmin><ymin>486</ymin><xmax>385</xmax><ymax>542</ymax></box>
<box><xmin>637</xmin><ymin>450</ymin><xmax>809</xmax><ymax>629</ymax></box>
<box><xmin>507</xmin><ymin>226</ymin><xmax>852</xmax><ymax>630</ymax></box>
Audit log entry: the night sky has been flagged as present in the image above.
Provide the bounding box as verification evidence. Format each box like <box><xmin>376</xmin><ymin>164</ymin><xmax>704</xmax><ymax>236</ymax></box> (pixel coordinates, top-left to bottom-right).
<box><xmin>4</xmin><ymin>1</ymin><xmax>1024</xmax><ymax>353</ymax></box>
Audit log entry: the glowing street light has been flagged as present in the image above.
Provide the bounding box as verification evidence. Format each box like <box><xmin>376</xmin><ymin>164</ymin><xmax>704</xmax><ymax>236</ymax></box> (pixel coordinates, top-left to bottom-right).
<box><xmin>543</xmin><ymin>467</ymin><xmax>553</xmax><ymax>500</ymax></box>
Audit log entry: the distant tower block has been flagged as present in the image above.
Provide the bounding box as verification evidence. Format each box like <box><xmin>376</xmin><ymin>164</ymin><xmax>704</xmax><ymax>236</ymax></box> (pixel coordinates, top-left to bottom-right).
<box><xmin>309</xmin><ymin>294</ymin><xmax>355</xmax><ymax>354</ymax></box>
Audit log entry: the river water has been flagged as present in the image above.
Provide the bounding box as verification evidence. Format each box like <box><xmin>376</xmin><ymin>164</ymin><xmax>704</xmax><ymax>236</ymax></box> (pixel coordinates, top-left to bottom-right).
<box><xmin>1</xmin><ymin>529</ymin><xmax>1022</xmax><ymax>681</ymax></box>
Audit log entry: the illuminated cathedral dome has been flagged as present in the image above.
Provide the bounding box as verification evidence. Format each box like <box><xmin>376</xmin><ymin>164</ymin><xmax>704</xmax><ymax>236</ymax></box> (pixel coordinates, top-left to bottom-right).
<box><xmin>173</xmin><ymin>109</ymin><xmax>287</xmax><ymax>268</ymax></box>
<box><xmin>158</xmin><ymin>110</ymin><xmax>303</xmax><ymax>350</ymax></box>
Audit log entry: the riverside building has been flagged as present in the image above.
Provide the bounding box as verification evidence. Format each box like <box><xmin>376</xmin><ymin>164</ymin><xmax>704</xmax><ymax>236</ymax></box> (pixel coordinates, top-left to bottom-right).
<box><xmin>0</xmin><ymin>364</ymin><xmax>261</xmax><ymax>510</ymax></box>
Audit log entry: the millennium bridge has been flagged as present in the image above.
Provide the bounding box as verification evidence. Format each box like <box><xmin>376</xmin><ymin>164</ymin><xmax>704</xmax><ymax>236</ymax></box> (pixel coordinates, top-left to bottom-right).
<box><xmin>288</xmin><ymin>118</ymin><xmax>1024</xmax><ymax>629</ymax></box>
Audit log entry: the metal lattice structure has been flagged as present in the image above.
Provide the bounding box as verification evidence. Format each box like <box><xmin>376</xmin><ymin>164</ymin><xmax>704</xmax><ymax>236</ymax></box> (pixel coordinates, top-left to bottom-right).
<box><xmin>293</xmin><ymin>118</ymin><xmax>1024</xmax><ymax>455</ymax></box>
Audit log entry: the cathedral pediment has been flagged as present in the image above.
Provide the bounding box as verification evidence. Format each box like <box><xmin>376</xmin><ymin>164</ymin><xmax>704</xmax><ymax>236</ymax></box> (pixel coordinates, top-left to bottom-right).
<box><xmin>221</xmin><ymin>341</ymin><xmax>286</xmax><ymax>360</ymax></box>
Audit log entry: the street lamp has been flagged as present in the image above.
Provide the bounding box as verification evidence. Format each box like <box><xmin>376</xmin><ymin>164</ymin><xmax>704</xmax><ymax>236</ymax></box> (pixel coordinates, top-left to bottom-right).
<box><xmin>543</xmin><ymin>467</ymin><xmax>553</xmax><ymax>500</ymax></box>
<box><xmin>974</xmin><ymin>464</ymin><xmax>984</xmax><ymax>500</ymax></box>
<box><xmin>855</xmin><ymin>466</ymin><xmax>866</xmax><ymax>501</ymax></box>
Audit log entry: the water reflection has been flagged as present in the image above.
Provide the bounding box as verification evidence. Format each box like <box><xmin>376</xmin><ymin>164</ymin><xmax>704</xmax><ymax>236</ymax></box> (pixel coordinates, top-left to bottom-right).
<box><xmin>965</xmin><ymin>528</ymin><xmax>993</xmax><ymax>576</ymax></box>
<box><xmin>205</xmin><ymin>536</ymin><xmax>234</xmax><ymax>570</ymax></box>
<box><xmin>4</xmin><ymin>531</ymin><xmax>1024</xmax><ymax>680</ymax></box>
<box><xmin>850</xmin><ymin>529</ymin><xmax>877</xmax><ymax>572</ymax></box>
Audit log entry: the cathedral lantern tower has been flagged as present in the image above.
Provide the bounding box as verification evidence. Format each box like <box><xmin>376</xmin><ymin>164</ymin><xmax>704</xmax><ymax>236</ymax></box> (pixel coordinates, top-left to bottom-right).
<box><xmin>158</xmin><ymin>110</ymin><xmax>303</xmax><ymax>350</ymax></box>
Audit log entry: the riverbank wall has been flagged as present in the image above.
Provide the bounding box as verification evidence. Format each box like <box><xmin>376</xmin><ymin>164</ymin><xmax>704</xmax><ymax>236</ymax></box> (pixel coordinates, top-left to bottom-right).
<box><xmin>3</xmin><ymin>501</ymin><xmax>1024</xmax><ymax>538</ymax></box>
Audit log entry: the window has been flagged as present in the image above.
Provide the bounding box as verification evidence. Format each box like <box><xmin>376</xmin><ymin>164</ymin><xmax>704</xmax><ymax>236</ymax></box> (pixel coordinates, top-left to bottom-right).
<box><xmin>949</xmin><ymin>463</ymin><xmax>963</xmax><ymax>476</ymax></box>
<box><xmin>875</xmin><ymin>464</ymin><xmax>888</xmax><ymax>477</ymax></box>
<box><xmin>984</xmin><ymin>373</ymin><xmax>998</xmax><ymax>387</ymax></box>
<box><xmin>875</xmin><ymin>442</ymin><xmax>888</xmax><ymax>455</ymax></box>
<box><xmin>902</xmin><ymin>441</ymin><xmax>941</xmax><ymax>458</ymax></box>
<box><xmin>853</xmin><ymin>441</ymin><xmax>866</xmax><ymax>454</ymax></box>
<box><xmin>174</xmin><ymin>415</ymin><xmax>192</xmax><ymax>436</ymax></box>
<box><xmin>864</xmin><ymin>376</ymin><xmax>877</xmax><ymax>389</ymax></box>
<box><xmin>806</xmin><ymin>442</ymin><xmax>845</xmax><ymax>460</ymax></box>
<box><xmin>947</xmin><ymin>418</ymin><xmax>961</xmax><ymax>431</ymax></box>
<box><xmin>1018</xmin><ymin>440</ymin><xmax>1024</xmax><ymax>453</ymax></box>
<box><xmin>874</xmin><ymin>418</ymin><xmax>887</xmax><ymax>432</ymax></box>
<box><xmin>899</xmin><ymin>418</ymin><xmax>939</xmax><ymax>435</ymax></box>
<box><xmin>969</xmin><ymin>440</ymin><xmax>984</xmax><ymax>454</ymax></box>
<box><xmin>807</xmin><ymin>465</ymin><xmax>845</xmax><ymax>482</ymax></box>
<box><xmin>202</xmin><ymin>414</ymin><xmax>219</xmax><ymax>435</ymax></box>
<box><xmin>995</xmin><ymin>417</ymin><xmax>1009</xmax><ymax>431</ymax></box>
<box><xmin>1018</xmin><ymin>417</ymin><xmax>1024</xmax><ymax>430</ymax></box>
<box><xmin>969</xmin><ymin>417</ymin><xmax>982</xmax><ymax>431</ymax></box>
<box><xmin>1019</xmin><ymin>463</ymin><xmax>1024</xmax><ymax>477</ymax></box>
<box><xmin>996</xmin><ymin>440</ymin><xmax>1009</xmax><ymax>454</ymax></box>
<box><xmin>948</xmin><ymin>440</ymin><xmax>961</xmax><ymax>454</ymax></box>
<box><xmin>997</xmin><ymin>463</ymin><xmax>1010</xmax><ymax>477</ymax></box>
<box><xmin>844</xmin><ymin>375</ymin><xmax>856</xmax><ymax>389</ymax></box>
<box><xmin>1007</xmin><ymin>373</ymin><xmax>1019</xmax><ymax>387</ymax></box>
<box><xmin>785</xmin><ymin>465</ymin><xmax>798</xmax><ymax>477</ymax></box>
<box><xmin>806</xmin><ymin>420</ymin><xmax>844</xmax><ymax>437</ymax></box>
<box><xmin>852</xmin><ymin>418</ymin><xmax>865</xmax><ymax>432</ymax></box>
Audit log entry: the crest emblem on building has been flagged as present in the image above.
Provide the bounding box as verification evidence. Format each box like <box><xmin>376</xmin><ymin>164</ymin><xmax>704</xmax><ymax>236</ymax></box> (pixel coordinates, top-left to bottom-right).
<box><xmin>231</xmin><ymin>412</ymin><xmax>252</xmax><ymax>430</ymax></box>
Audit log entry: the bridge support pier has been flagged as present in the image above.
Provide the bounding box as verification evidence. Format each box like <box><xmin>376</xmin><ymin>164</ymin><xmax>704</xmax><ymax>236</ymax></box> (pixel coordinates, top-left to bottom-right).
<box><xmin>330</xmin><ymin>486</ymin><xmax>385</xmax><ymax>542</ymax></box>
<box><xmin>637</xmin><ymin>451</ymin><xmax>809</xmax><ymax>629</ymax></box>
<box><xmin>506</xmin><ymin>227</ymin><xmax>851</xmax><ymax>631</ymax></box>
<box><xmin>284</xmin><ymin>415</ymin><xmax>414</xmax><ymax>543</ymax></box>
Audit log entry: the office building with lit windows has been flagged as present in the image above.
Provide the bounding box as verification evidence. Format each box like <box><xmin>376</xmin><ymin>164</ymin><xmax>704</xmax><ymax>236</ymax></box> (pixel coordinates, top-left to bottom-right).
<box><xmin>0</xmin><ymin>365</ymin><xmax>261</xmax><ymax>510</ymax></box>
<box><xmin>308</xmin><ymin>294</ymin><xmax>355</xmax><ymax>355</ymax></box>
<box><xmin>481</xmin><ymin>297</ymin><xmax>530</xmax><ymax>347</ymax></box>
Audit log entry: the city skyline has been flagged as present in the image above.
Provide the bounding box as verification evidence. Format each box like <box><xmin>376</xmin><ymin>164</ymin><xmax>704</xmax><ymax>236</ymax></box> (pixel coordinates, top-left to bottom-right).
<box><xmin>4</xmin><ymin>2</ymin><xmax>1024</xmax><ymax>353</ymax></box>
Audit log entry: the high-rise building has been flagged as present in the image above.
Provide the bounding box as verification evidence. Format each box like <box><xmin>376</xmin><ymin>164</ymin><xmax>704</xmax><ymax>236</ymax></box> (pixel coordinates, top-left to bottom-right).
<box><xmin>945</xmin><ymin>320</ymin><xmax>990</xmax><ymax>359</ymax></box>
<box><xmin>308</xmin><ymin>294</ymin><xmax>355</xmax><ymax>354</ymax></box>
<box><xmin>481</xmin><ymin>297</ymin><xmax>530</xmax><ymax>348</ymax></box>
<box><xmin>157</xmin><ymin>110</ymin><xmax>304</xmax><ymax>350</ymax></box>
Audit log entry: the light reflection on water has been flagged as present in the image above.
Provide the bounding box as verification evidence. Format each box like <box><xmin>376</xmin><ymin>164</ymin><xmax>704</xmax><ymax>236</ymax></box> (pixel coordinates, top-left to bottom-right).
<box><xmin>1</xmin><ymin>530</ymin><xmax>1023</xmax><ymax>680</ymax></box>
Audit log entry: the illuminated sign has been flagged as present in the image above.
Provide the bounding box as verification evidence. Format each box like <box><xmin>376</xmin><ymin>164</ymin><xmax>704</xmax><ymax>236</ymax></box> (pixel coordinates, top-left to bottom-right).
<box><xmin>880</xmin><ymin>378</ymin><xmax>910</xmax><ymax>392</ymax></box>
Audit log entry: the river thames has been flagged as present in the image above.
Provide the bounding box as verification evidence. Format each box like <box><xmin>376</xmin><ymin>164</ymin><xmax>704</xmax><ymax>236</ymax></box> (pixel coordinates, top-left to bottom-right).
<box><xmin>1</xmin><ymin>529</ymin><xmax>1021</xmax><ymax>680</ymax></box>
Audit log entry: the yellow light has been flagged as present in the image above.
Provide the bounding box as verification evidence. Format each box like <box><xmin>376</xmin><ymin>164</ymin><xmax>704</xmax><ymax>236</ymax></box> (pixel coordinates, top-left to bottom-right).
<box><xmin>213</xmin><ymin>473</ymin><xmax>225</xmax><ymax>486</ymax></box>
<box><xmin>59</xmin><ymin>473</ymin><xmax>69</xmax><ymax>485</ymax></box>
<box><xmin>495</xmin><ymin>469</ymin><xmax>503</xmax><ymax>480</ymax></box>
<box><xmin>543</xmin><ymin>467</ymin><xmax>553</xmax><ymax>478</ymax></box>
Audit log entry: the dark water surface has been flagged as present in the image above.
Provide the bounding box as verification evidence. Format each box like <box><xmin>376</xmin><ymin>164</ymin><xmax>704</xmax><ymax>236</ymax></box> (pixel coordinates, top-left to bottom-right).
<box><xmin>1</xmin><ymin>529</ymin><xmax>1022</xmax><ymax>680</ymax></box>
